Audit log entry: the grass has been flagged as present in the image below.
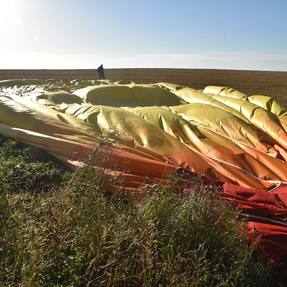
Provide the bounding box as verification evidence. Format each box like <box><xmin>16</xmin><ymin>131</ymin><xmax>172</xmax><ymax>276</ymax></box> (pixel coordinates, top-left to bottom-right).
<box><xmin>0</xmin><ymin>137</ymin><xmax>285</xmax><ymax>286</ymax></box>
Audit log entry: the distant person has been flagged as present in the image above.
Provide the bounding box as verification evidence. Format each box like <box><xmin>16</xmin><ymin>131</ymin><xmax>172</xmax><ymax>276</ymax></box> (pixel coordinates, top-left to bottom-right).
<box><xmin>97</xmin><ymin>64</ymin><xmax>105</xmax><ymax>80</ymax></box>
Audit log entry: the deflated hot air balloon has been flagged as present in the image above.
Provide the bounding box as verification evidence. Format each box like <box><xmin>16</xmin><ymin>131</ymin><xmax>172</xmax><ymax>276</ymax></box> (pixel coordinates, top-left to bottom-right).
<box><xmin>1</xmin><ymin>79</ymin><xmax>287</xmax><ymax>189</ymax></box>
<box><xmin>1</xmin><ymin>79</ymin><xmax>287</xmax><ymax>266</ymax></box>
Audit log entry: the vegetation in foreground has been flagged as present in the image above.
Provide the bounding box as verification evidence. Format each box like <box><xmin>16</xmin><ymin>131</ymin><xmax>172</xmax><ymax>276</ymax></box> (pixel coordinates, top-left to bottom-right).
<box><xmin>0</xmin><ymin>138</ymin><xmax>285</xmax><ymax>286</ymax></box>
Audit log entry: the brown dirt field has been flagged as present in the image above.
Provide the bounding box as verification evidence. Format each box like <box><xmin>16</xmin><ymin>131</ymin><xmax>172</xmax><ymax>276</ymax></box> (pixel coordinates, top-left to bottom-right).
<box><xmin>1</xmin><ymin>68</ymin><xmax>287</xmax><ymax>106</ymax></box>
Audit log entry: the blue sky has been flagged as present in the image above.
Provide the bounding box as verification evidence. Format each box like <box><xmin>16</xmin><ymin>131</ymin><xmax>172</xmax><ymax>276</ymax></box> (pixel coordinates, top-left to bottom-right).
<box><xmin>0</xmin><ymin>0</ymin><xmax>286</xmax><ymax>70</ymax></box>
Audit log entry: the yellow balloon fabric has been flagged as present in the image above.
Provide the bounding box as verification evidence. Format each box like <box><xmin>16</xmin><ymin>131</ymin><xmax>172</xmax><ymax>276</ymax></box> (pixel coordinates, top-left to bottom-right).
<box><xmin>1</xmin><ymin>79</ymin><xmax>287</xmax><ymax>190</ymax></box>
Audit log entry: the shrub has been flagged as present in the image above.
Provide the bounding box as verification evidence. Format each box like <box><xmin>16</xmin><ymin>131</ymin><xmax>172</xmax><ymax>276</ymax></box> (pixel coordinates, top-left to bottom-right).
<box><xmin>0</xmin><ymin>138</ymin><xmax>70</xmax><ymax>194</ymax></box>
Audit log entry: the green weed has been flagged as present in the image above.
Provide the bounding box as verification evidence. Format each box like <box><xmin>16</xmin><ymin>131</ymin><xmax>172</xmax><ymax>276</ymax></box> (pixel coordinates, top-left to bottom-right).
<box><xmin>0</xmin><ymin>138</ymin><xmax>284</xmax><ymax>286</ymax></box>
